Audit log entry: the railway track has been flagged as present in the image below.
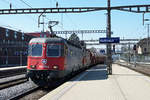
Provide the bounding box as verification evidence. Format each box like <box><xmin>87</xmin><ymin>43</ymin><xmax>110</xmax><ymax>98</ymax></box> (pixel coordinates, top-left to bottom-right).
<box><xmin>8</xmin><ymin>69</ymin><xmax>86</xmax><ymax>100</ymax></box>
<box><xmin>116</xmin><ymin>61</ymin><xmax>150</xmax><ymax>77</ymax></box>
<box><xmin>0</xmin><ymin>68</ymin><xmax>26</xmax><ymax>79</ymax></box>
<box><xmin>0</xmin><ymin>72</ymin><xmax>26</xmax><ymax>79</ymax></box>
<box><xmin>8</xmin><ymin>80</ymin><xmax>64</xmax><ymax>100</ymax></box>
<box><xmin>0</xmin><ymin>65</ymin><xmax>97</xmax><ymax>100</ymax></box>
<box><xmin>0</xmin><ymin>77</ymin><xmax>27</xmax><ymax>90</ymax></box>
<box><xmin>9</xmin><ymin>86</ymin><xmax>39</xmax><ymax>100</ymax></box>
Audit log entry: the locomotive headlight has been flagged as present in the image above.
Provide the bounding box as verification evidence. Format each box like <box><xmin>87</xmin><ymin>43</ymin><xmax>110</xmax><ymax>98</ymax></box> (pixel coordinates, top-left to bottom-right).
<box><xmin>53</xmin><ymin>65</ymin><xmax>58</xmax><ymax>69</ymax></box>
<box><xmin>42</xmin><ymin>59</ymin><xmax>47</xmax><ymax>64</ymax></box>
<box><xmin>32</xmin><ymin>65</ymin><xmax>36</xmax><ymax>68</ymax></box>
<box><xmin>30</xmin><ymin>65</ymin><xmax>36</xmax><ymax>68</ymax></box>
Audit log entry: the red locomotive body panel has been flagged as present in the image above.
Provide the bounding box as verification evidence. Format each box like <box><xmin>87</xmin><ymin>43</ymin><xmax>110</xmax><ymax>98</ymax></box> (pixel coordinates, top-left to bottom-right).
<box><xmin>27</xmin><ymin>42</ymin><xmax>65</xmax><ymax>71</ymax></box>
<box><xmin>27</xmin><ymin>56</ymin><xmax>65</xmax><ymax>70</ymax></box>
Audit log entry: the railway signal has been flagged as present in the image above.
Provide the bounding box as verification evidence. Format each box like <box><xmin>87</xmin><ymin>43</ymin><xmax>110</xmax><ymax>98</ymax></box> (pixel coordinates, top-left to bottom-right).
<box><xmin>113</xmin><ymin>45</ymin><xmax>115</xmax><ymax>53</ymax></box>
<box><xmin>133</xmin><ymin>44</ymin><xmax>136</xmax><ymax>51</ymax></box>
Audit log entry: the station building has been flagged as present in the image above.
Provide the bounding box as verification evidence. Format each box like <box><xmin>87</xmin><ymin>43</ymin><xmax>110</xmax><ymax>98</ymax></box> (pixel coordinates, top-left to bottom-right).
<box><xmin>0</xmin><ymin>27</ymin><xmax>34</xmax><ymax>66</ymax></box>
<box><xmin>137</xmin><ymin>38</ymin><xmax>150</xmax><ymax>55</ymax></box>
<box><xmin>0</xmin><ymin>28</ymin><xmax>64</xmax><ymax>66</ymax></box>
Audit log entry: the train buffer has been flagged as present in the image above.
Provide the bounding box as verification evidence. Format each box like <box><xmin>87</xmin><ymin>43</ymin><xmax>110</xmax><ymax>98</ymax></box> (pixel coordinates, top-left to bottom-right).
<box><xmin>40</xmin><ymin>64</ymin><xmax>150</xmax><ymax>100</ymax></box>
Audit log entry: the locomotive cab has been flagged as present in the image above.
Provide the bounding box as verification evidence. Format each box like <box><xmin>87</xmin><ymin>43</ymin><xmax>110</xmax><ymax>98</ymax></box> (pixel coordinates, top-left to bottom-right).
<box><xmin>27</xmin><ymin>38</ymin><xmax>67</xmax><ymax>86</ymax></box>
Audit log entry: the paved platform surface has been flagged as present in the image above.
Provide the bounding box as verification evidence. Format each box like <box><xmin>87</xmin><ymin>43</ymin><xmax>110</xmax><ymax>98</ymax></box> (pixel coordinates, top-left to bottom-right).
<box><xmin>40</xmin><ymin>64</ymin><xmax>150</xmax><ymax>100</ymax></box>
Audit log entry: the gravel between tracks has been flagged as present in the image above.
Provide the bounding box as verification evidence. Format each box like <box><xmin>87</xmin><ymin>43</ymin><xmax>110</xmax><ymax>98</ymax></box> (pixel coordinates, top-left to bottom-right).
<box><xmin>18</xmin><ymin>89</ymin><xmax>49</xmax><ymax>100</ymax></box>
<box><xmin>0</xmin><ymin>81</ymin><xmax>36</xmax><ymax>100</ymax></box>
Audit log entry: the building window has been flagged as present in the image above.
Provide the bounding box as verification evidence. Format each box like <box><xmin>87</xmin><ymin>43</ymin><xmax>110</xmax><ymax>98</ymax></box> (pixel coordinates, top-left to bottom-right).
<box><xmin>144</xmin><ymin>48</ymin><xmax>147</xmax><ymax>52</ymax></box>
<box><xmin>11</xmin><ymin>41</ymin><xmax>14</xmax><ymax>44</ymax></box>
<box><xmin>6</xmin><ymin>29</ymin><xmax>9</xmax><ymax>37</ymax></box>
<box><xmin>14</xmin><ymin>31</ymin><xmax>17</xmax><ymax>39</ymax></box>
<box><xmin>3</xmin><ymin>40</ymin><xmax>5</xmax><ymax>43</ymax></box>
<box><xmin>22</xmin><ymin>33</ymin><xmax>24</xmax><ymax>40</ymax></box>
<box><xmin>8</xmin><ymin>40</ymin><xmax>10</xmax><ymax>44</ymax></box>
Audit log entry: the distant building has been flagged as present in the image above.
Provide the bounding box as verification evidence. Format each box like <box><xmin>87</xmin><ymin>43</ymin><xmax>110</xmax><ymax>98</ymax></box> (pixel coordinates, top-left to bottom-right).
<box><xmin>137</xmin><ymin>38</ymin><xmax>150</xmax><ymax>55</ymax></box>
<box><xmin>0</xmin><ymin>27</ymin><xmax>34</xmax><ymax>66</ymax></box>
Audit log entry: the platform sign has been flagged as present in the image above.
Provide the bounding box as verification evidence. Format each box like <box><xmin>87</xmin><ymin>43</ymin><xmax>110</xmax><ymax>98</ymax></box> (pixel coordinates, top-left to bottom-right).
<box><xmin>99</xmin><ymin>37</ymin><xmax>120</xmax><ymax>43</ymax></box>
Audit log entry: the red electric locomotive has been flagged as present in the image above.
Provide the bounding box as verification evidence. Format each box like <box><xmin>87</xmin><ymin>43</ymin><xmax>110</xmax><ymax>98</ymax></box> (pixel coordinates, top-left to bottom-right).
<box><xmin>27</xmin><ymin>37</ymin><xmax>85</xmax><ymax>86</ymax></box>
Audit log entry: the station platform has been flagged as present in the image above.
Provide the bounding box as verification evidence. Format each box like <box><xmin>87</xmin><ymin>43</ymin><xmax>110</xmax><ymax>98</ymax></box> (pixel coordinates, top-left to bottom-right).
<box><xmin>0</xmin><ymin>66</ymin><xmax>26</xmax><ymax>71</ymax></box>
<box><xmin>40</xmin><ymin>64</ymin><xmax>150</xmax><ymax>100</ymax></box>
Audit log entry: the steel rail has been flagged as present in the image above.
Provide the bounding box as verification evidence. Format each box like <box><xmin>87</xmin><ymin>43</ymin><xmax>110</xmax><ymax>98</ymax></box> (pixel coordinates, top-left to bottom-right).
<box><xmin>0</xmin><ymin>77</ymin><xmax>27</xmax><ymax>90</ymax></box>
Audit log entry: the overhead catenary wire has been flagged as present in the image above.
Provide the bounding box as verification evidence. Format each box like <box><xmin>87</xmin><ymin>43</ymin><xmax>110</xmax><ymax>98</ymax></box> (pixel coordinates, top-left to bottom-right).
<box><xmin>19</xmin><ymin>0</ymin><xmax>32</xmax><ymax>8</ymax></box>
<box><xmin>52</xmin><ymin>0</ymin><xmax>80</xmax><ymax>31</ymax></box>
<box><xmin>19</xmin><ymin>0</ymin><xmax>53</xmax><ymax>31</ymax></box>
<box><xmin>2</xmin><ymin>0</ymin><xmax>10</xmax><ymax>5</ymax></box>
<box><xmin>20</xmin><ymin>0</ymin><xmax>79</xmax><ymax>32</ymax></box>
<box><xmin>2</xmin><ymin>0</ymin><xmax>12</xmax><ymax>8</ymax></box>
<box><xmin>65</xmin><ymin>14</ymin><xmax>79</xmax><ymax>30</ymax></box>
<box><xmin>2</xmin><ymin>0</ymin><xmax>79</xmax><ymax>32</ymax></box>
<box><xmin>0</xmin><ymin>0</ymin><xmax>28</xmax><ymax>31</ymax></box>
<box><xmin>1</xmin><ymin>0</ymin><xmax>44</xmax><ymax>30</ymax></box>
<box><xmin>17</xmin><ymin>0</ymin><xmax>49</xmax><ymax>31</ymax></box>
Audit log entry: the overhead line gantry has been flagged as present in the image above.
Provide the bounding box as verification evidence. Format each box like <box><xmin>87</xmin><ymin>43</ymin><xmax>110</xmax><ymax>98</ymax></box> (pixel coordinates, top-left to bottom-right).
<box><xmin>0</xmin><ymin>4</ymin><xmax>150</xmax><ymax>15</ymax></box>
<box><xmin>54</xmin><ymin>29</ymin><xmax>111</xmax><ymax>40</ymax></box>
<box><xmin>54</xmin><ymin>30</ymin><xmax>108</xmax><ymax>34</ymax></box>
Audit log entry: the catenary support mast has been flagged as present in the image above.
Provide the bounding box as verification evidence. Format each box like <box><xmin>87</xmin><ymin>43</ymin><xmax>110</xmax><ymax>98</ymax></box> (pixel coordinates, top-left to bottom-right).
<box><xmin>107</xmin><ymin>0</ymin><xmax>112</xmax><ymax>74</ymax></box>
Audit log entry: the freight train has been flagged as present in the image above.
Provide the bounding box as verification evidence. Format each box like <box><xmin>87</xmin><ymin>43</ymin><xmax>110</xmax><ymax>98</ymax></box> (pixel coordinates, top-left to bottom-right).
<box><xmin>26</xmin><ymin>36</ymin><xmax>106</xmax><ymax>86</ymax></box>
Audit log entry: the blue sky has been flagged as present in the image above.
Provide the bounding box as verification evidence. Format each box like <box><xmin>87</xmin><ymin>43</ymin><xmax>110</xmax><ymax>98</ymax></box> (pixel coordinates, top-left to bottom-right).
<box><xmin>0</xmin><ymin>0</ymin><xmax>150</xmax><ymax>43</ymax></box>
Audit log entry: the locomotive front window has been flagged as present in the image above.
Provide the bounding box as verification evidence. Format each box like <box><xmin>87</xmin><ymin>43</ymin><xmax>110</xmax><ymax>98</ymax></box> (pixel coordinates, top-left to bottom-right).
<box><xmin>47</xmin><ymin>44</ymin><xmax>60</xmax><ymax>57</ymax></box>
<box><xmin>28</xmin><ymin>44</ymin><xmax>42</xmax><ymax>56</ymax></box>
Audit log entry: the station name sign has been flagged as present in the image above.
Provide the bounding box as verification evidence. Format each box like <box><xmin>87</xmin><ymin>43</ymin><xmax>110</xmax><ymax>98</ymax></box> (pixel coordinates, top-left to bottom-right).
<box><xmin>99</xmin><ymin>37</ymin><xmax>120</xmax><ymax>43</ymax></box>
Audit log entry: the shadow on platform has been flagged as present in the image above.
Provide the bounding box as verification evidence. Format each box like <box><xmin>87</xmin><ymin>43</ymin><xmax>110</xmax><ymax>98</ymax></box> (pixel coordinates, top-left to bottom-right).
<box><xmin>76</xmin><ymin>65</ymin><xmax>108</xmax><ymax>81</ymax></box>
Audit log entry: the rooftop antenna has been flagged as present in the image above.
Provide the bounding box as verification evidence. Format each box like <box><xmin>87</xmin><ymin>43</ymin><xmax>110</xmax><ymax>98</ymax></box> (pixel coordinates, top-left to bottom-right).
<box><xmin>56</xmin><ymin>2</ymin><xmax>58</xmax><ymax>8</ymax></box>
<box><xmin>10</xmin><ymin>0</ymin><xmax>12</xmax><ymax>9</ymax></box>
